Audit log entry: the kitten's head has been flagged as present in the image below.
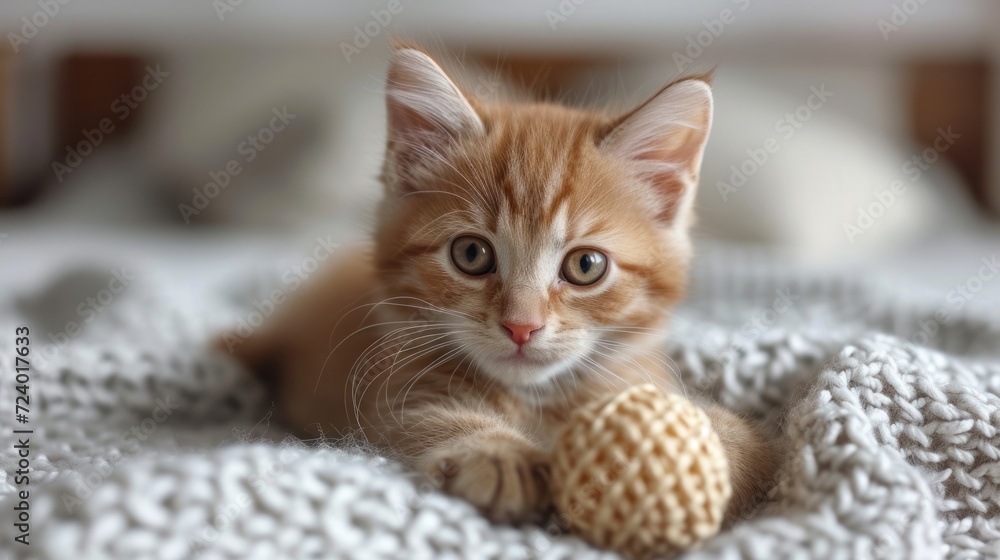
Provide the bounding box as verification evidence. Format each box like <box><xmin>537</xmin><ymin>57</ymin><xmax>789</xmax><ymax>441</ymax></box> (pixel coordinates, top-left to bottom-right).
<box><xmin>374</xmin><ymin>47</ymin><xmax>712</xmax><ymax>389</ymax></box>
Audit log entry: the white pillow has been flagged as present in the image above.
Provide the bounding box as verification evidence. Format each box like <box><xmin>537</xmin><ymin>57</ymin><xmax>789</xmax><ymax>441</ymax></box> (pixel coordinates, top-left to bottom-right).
<box><xmin>694</xmin><ymin>69</ymin><xmax>978</xmax><ymax>264</ymax></box>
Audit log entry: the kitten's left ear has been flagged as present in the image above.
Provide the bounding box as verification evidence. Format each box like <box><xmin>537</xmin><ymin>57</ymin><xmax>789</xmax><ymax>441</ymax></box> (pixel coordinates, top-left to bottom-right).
<box><xmin>384</xmin><ymin>48</ymin><xmax>484</xmax><ymax>192</ymax></box>
<box><xmin>600</xmin><ymin>78</ymin><xmax>713</xmax><ymax>225</ymax></box>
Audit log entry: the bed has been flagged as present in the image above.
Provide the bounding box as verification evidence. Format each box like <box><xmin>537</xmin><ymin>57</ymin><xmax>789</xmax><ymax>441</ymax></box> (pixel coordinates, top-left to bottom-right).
<box><xmin>0</xmin><ymin>220</ymin><xmax>998</xmax><ymax>559</ymax></box>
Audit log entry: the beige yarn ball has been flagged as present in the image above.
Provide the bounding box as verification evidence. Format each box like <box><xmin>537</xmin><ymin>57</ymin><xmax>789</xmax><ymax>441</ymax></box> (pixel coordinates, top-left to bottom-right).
<box><xmin>552</xmin><ymin>384</ymin><xmax>731</xmax><ymax>559</ymax></box>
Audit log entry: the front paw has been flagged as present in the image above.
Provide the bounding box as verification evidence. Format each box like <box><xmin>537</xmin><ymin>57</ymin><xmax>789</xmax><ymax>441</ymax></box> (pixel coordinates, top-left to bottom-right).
<box><xmin>423</xmin><ymin>436</ymin><xmax>551</xmax><ymax>523</ymax></box>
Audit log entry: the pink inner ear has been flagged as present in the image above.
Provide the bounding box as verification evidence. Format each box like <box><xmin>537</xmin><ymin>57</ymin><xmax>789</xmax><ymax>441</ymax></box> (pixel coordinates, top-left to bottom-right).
<box><xmin>643</xmin><ymin>165</ymin><xmax>687</xmax><ymax>223</ymax></box>
<box><xmin>387</xmin><ymin>102</ymin><xmax>449</xmax><ymax>147</ymax></box>
<box><xmin>386</xmin><ymin>101</ymin><xmax>455</xmax><ymax>192</ymax></box>
<box><xmin>602</xmin><ymin>80</ymin><xmax>712</xmax><ymax>225</ymax></box>
<box><xmin>628</xmin><ymin>129</ymin><xmax>703</xmax><ymax>222</ymax></box>
<box><xmin>650</xmin><ymin>126</ymin><xmax>699</xmax><ymax>160</ymax></box>
<box><xmin>608</xmin><ymin>100</ymin><xmax>711</xmax><ymax>222</ymax></box>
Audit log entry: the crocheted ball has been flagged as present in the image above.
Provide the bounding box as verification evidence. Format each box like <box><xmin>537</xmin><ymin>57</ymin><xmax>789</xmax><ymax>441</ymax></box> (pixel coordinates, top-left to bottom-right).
<box><xmin>552</xmin><ymin>384</ymin><xmax>731</xmax><ymax>559</ymax></box>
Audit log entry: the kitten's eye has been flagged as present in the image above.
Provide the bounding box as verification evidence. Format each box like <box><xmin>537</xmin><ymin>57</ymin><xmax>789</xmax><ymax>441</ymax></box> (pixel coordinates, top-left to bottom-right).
<box><xmin>561</xmin><ymin>248</ymin><xmax>608</xmax><ymax>286</ymax></box>
<box><xmin>450</xmin><ymin>235</ymin><xmax>496</xmax><ymax>276</ymax></box>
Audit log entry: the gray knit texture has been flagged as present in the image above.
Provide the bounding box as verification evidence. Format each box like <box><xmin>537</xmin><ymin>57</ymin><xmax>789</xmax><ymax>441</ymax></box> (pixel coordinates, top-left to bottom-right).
<box><xmin>0</xmin><ymin>247</ymin><xmax>998</xmax><ymax>560</ymax></box>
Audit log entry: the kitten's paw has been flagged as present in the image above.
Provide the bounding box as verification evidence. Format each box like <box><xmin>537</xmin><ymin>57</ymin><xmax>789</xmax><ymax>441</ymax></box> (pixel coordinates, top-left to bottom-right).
<box><xmin>423</xmin><ymin>437</ymin><xmax>551</xmax><ymax>523</ymax></box>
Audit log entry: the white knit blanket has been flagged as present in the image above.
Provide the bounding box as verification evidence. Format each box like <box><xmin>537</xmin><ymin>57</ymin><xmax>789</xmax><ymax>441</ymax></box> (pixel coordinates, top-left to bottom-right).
<box><xmin>0</xmin><ymin>246</ymin><xmax>998</xmax><ymax>560</ymax></box>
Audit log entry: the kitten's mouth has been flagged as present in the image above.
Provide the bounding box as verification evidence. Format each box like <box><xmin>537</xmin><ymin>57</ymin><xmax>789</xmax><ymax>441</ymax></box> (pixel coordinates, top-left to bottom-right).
<box><xmin>499</xmin><ymin>352</ymin><xmax>547</xmax><ymax>365</ymax></box>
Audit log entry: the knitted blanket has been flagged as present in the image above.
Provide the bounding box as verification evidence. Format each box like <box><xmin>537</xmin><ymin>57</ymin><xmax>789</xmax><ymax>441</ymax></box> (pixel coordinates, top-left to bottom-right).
<box><xmin>0</xmin><ymin>245</ymin><xmax>998</xmax><ymax>560</ymax></box>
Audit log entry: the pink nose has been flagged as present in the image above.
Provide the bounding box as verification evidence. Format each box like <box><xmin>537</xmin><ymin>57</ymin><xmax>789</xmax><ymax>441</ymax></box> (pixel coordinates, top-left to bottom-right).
<box><xmin>502</xmin><ymin>322</ymin><xmax>544</xmax><ymax>346</ymax></box>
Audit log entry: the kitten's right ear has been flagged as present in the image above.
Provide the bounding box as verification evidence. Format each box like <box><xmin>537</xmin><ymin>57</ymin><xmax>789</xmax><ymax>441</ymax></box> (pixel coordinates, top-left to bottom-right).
<box><xmin>385</xmin><ymin>48</ymin><xmax>483</xmax><ymax>186</ymax></box>
<box><xmin>600</xmin><ymin>77</ymin><xmax>712</xmax><ymax>226</ymax></box>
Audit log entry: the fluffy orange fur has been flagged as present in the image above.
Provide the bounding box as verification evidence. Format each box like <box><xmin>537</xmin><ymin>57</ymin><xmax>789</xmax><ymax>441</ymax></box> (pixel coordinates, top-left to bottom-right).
<box><xmin>227</xmin><ymin>46</ymin><xmax>779</xmax><ymax>524</ymax></box>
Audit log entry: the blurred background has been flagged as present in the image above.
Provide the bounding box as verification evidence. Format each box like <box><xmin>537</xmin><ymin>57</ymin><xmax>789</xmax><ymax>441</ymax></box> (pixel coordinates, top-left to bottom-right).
<box><xmin>1</xmin><ymin>0</ymin><xmax>999</xmax><ymax>291</ymax></box>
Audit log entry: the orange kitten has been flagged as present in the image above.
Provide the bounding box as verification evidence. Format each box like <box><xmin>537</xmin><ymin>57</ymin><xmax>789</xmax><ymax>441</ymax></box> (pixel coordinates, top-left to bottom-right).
<box><xmin>229</xmin><ymin>46</ymin><xmax>779</xmax><ymax>524</ymax></box>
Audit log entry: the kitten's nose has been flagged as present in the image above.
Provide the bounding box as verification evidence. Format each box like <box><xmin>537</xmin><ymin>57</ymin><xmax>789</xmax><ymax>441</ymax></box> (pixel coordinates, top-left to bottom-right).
<box><xmin>502</xmin><ymin>321</ymin><xmax>544</xmax><ymax>346</ymax></box>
